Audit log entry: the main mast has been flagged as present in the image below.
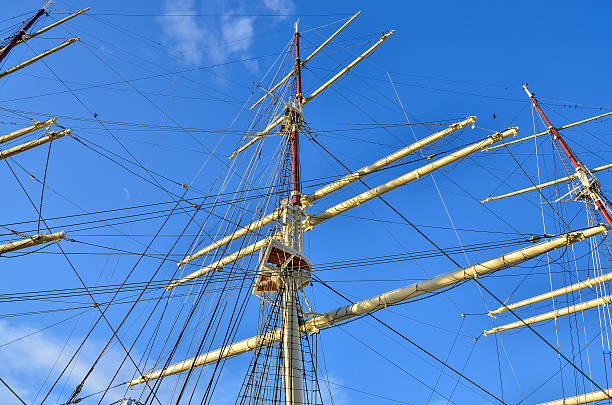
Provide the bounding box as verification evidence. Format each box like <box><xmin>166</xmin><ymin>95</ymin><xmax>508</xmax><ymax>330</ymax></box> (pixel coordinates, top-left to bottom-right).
<box><xmin>291</xmin><ymin>22</ymin><xmax>303</xmax><ymax>207</ymax></box>
<box><xmin>282</xmin><ymin>21</ymin><xmax>305</xmax><ymax>405</ymax></box>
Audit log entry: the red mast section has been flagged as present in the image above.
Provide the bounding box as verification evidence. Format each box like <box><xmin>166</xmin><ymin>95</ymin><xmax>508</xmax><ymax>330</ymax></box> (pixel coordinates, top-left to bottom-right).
<box><xmin>291</xmin><ymin>22</ymin><xmax>303</xmax><ymax>206</ymax></box>
<box><xmin>0</xmin><ymin>7</ymin><xmax>46</xmax><ymax>64</ymax></box>
<box><xmin>524</xmin><ymin>83</ymin><xmax>612</xmax><ymax>225</ymax></box>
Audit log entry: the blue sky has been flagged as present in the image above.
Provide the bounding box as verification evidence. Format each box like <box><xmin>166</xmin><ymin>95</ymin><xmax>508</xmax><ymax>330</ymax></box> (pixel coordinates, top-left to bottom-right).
<box><xmin>1</xmin><ymin>0</ymin><xmax>612</xmax><ymax>404</ymax></box>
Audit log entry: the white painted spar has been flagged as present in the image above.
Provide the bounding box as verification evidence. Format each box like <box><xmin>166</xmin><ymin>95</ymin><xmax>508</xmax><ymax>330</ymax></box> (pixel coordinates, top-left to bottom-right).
<box><xmin>249</xmin><ymin>11</ymin><xmax>362</xmax><ymax>110</ymax></box>
<box><xmin>303</xmin><ymin>127</ymin><xmax>519</xmax><ymax>230</ymax></box>
<box><xmin>484</xmin><ymin>110</ymin><xmax>612</xmax><ymax>152</ymax></box>
<box><xmin>230</xmin><ymin>30</ymin><xmax>395</xmax><ymax>159</ymax></box>
<box><xmin>176</xmin><ymin>211</ymin><xmax>282</xmax><ymax>267</ymax></box>
<box><xmin>537</xmin><ymin>389</ymin><xmax>612</xmax><ymax>405</ymax></box>
<box><xmin>0</xmin><ymin>38</ymin><xmax>79</xmax><ymax>79</ymax></box>
<box><xmin>0</xmin><ymin>231</ymin><xmax>66</xmax><ymax>254</ymax></box>
<box><xmin>0</xmin><ymin>118</ymin><xmax>56</xmax><ymax>144</ymax></box>
<box><xmin>127</xmin><ymin>329</ymin><xmax>283</xmax><ymax>386</ymax></box>
<box><xmin>302</xmin><ymin>30</ymin><xmax>395</xmax><ymax>104</ymax></box>
<box><xmin>482</xmin><ymin>161</ymin><xmax>612</xmax><ymax>203</ymax></box>
<box><xmin>166</xmin><ymin>237</ymin><xmax>270</xmax><ymax>290</ymax></box>
<box><xmin>307</xmin><ymin>225</ymin><xmax>609</xmax><ymax>332</ymax></box>
<box><xmin>489</xmin><ymin>270</ymin><xmax>612</xmax><ymax>315</ymax></box>
<box><xmin>484</xmin><ymin>293</ymin><xmax>612</xmax><ymax>336</ymax></box>
<box><xmin>0</xmin><ymin>129</ymin><xmax>72</xmax><ymax>160</ymax></box>
<box><xmin>301</xmin><ymin>116</ymin><xmax>477</xmax><ymax>206</ymax></box>
<box><xmin>170</xmin><ymin>127</ymin><xmax>512</xmax><ymax>290</ymax></box>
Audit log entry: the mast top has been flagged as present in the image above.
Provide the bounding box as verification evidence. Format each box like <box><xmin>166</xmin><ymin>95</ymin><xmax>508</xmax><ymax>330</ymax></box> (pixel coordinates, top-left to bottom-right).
<box><xmin>523</xmin><ymin>82</ymin><xmax>534</xmax><ymax>98</ymax></box>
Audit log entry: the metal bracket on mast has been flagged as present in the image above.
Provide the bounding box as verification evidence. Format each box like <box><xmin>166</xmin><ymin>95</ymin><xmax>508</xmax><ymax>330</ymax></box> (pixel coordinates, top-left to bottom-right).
<box><xmin>228</xmin><ymin>102</ymin><xmax>303</xmax><ymax>159</ymax></box>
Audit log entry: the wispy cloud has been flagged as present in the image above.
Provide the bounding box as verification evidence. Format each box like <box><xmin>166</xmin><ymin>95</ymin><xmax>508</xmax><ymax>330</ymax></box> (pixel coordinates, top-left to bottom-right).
<box><xmin>159</xmin><ymin>0</ymin><xmax>208</xmax><ymax>64</ymax></box>
<box><xmin>0</xmin><ymin>320</ymin><xmax>263</xmax><ymax>403</ymax></box>
<box><xmin>158</xmin><ymin>0</ymin><xmax>295</xmax><ymax>67</ymax></box>
<box><xmin>263</xmin><ymin>0</ymin><xmax>296</xmax><ymax>17</ymax></box>
<box><xmin>0</xmin><ymin>319</ymin><xmax>125</xmax><ymax>403</ymax></box>
<box><xmin>206</xmin><ymin>14</ymin><xmax>256</xmax><ymax>65</ymax></box>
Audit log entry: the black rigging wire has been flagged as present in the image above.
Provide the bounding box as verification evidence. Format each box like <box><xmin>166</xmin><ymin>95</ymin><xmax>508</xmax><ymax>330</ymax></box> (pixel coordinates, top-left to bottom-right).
<box><xmin>4</xmin><ymin>154</ymin><xmax>165</xmax><ymax>405</ymax></box>
<box><xmin>75</xmin><ymin>13</ymin><xmax>354</xmax><ymax>17</ymax></box>
<box><xmin>37</xmin><ymin>140</ymin><xmax>52</xmax><ymax>232</ymax></box>
<box><xmin>473</xmin><ymin>277</ymin><xmax>612</xmax><ymax>401</ymax></box>
<box><xmin>5</xmin><ymin>5</ymin><xmax>611</xmax><ymax>402</ymax></box>
<box><xmin>314</xmin><ymin>276</ymin><xmax>506</xmax><ymax>404</ymax></box>
<box><xmin>0</xmin><ymin>376</ymin><xmax>27</xmax><ymax>405</ymax></box>
<box><xmin>305</xmin><ymin>115</ymin><xmax>612</xmax><ymax>401</ymax></box>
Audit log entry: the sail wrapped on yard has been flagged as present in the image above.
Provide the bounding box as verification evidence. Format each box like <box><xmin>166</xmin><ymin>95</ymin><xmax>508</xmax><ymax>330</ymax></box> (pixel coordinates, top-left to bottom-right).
<box><xmin>0</xmin><ymin>118</ymin><xmax>56</xmax><ymax>144</ymax></box>
<box><xmin>169</xmin><ymin>127</ymin><xmax>517</xmax><ymax>289</ymax></box>
<box><xmin>132</xmin><ymin>224</ymin><xmax>609</xmax><ymax>385</ymax></box>
<box><xmin>484</xmin><ymin>294</ymin><xmax>612</xmax><ymax>336</ymax></box>
<box><xmin>0</xmin><ymin>129</ymin><xmax>72</xmax><ymax>160</ymax></box>
<box><xmin>0</xmin><ymin>231</ymin><xmax>66</xmax><ymax>254</ymax></box>
<box><xmin>489</xmin><ymin>270</ymin><xmax>612</xmax><ymax>315</ymax></box>
<box><xmin>0</xmin><ymin>38</ymin><xmax>79</xmax><ymax>80</ymax></box>
<box><xmin>537</xmin><ymin>389</ymin><xmax>612</xmax><ymax>405</ymax></box>
<box><xmin>179</xmin><ymin>117</ymin><xmax>476</xmax><ymax>267</ymax></box>
<box><xmin>303</xmin><ymin>127</ymin><xmax>519</xmax><ymax>230</ymax></box>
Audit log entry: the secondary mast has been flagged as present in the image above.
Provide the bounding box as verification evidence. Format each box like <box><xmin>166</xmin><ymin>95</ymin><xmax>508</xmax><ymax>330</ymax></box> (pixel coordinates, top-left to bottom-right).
<box><xmin>524</xmin><ymin>83</ymin><xmax>612</xmax><ymax>225</ymax></box>
<box><xmin>0</xmin><ymin>6</ymin><xmax>46</xmax><ymax>64</ymax></box>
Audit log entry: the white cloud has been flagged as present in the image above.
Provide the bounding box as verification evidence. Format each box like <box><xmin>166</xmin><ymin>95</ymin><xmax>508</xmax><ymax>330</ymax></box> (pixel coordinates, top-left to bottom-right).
<box><xmin>158</xmin><ymin>0</ymin><xmax>295</xmax><ymax>67</ymax></box>
<box><xmin>263</xmin><ymin>0</ymin><xmax>296</xmax><ymax>16</ymax></box>
<box><xmin>318</xmin><ymin>371</ymin><xmax>352</xmax><ymax>405</ymax></box>
<box><xmin>221</xmin><ymin>15</ymin><xmax>255</xmax><ymax>55</ymax></box>
<box><xmin>0</xmin><ymin>320</ymin><xmax>257</xmax><ymax>403</ymax></box>
<box><xmin>0</xmin><ymin>320</ymin><xmax>121</xmax><ymax>403</ymax></box>
<box><xmin>159</xmin><ymin>0</ymin><xmax>207</xmax><ymax>65</ymax></box>
<box><xmin>0</xmin><ymin>320</ymin><xmax>177</xmax><ymax>403</ymax></box>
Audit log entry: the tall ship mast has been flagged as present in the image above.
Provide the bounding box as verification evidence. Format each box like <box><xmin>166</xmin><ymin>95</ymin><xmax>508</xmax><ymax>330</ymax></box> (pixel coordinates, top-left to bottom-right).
<box><xmin>1</xmin><ymin>2</ymin><xmax>612</xmax><ymax>404</ymax></box>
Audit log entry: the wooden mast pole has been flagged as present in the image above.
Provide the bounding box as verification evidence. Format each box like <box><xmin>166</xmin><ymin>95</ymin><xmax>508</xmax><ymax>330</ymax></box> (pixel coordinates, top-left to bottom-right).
<box><xmin>524</xmin><ymin>84</ymin><xmax>612</xmax><ymax>225</ymax></box>
<box><xmin>0</xmin><ymin>7</ymin><xmax>46</xmax><ymax>64</ymax></box>
<box><xmin>291</xmin><ymin>23</ymin><xmax>303</xmax><ymax>207</ymax></box>
<box><xmin>282</xmin><ymin>21</ymin><xmax>304</xmax><ymax>405</ymax></box>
